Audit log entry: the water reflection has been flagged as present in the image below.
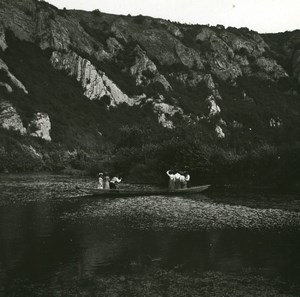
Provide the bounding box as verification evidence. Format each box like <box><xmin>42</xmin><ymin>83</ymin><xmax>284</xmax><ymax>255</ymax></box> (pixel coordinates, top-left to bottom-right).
<box><xmin>1</xmin><ymin>201</ymin><xmax>300</xmax><ymax>281</ymax></box>
<box><xmin>0</xmin><ymin>174</ymin><xmax>300</xmax><ymax>295</ymax></box>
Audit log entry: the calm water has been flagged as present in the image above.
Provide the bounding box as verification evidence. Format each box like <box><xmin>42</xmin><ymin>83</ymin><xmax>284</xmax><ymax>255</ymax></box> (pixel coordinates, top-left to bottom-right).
<box><xmin>0</xmin><ymin>174</ymin><xmax>300</xmax><ymax>296</ymax></box>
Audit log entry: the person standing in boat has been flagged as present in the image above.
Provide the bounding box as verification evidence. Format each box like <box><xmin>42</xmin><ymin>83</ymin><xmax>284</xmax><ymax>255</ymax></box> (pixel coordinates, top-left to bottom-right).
<box><xmin>174</xmin><ymin>171</ymin><xmax>181</xmax><ymax>189</ymax></box>
<box><xmin>110</xmin><ymin>176</ymin><xmax>122</xmax><ymax>189</ymax></box>
<box><xmin>104</xmin><ymin>173</ymin><xmax>110</xmax><ymax>189</ymax></box>
<box><xmin>185</xmin><ymin>172</ymin><xmax>191</xmax><ymax>188</ymax></box>
<box><xmin>166</xmin><ymin>170</ymin><xmax>175</xmax><ymax>191</ymax></box>
<box><xmin>180</xmin><ymin>171</ymin><xmax>187</xmax><ymax>189</ymax></box>
<box><xmin>97</xmin><ymin>173</ymin><xmax>104</xmax><ymax>189</ymax></box>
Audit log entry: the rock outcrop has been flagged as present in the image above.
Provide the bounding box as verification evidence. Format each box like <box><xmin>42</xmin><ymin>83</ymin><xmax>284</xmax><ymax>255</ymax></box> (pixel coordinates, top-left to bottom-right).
<box><xmin>0</xmin><ymin>59</ymin><xmax>28</xmax><ymax>93</ymax></box>
<box><xmin>0</xmin><ymin>0</ymin><xmax>299</xmax><ymax>150</ymax></box>
<box><xmin>215</xmin><ymin>125</ymin><xmax>225</xmax><ymax>138</ymax></box>
<box><xmin>28</xmin><ymin>112</ymin><xmax>51</xmax><ymax>141</ymax></box>
<box><xmin>50</xmin><ymin>50</ymin><xmax>136</xmax><ymax>106</ymax></box>
<box><xmin>0</xmin><ymin>24</ymin><xmax>7</xmax><ymax>51</ymax></box>
<box><xmin>206</xmin><ymin>95</ymin><xmax>221</xmax><ymax>117</ymax></box>
<box><xmin>0</xmin><ymin>100</ymin><xmax>26</xmax><ymax>134</ymax></box>
<box><xmin>130</xmin><ymin>46</ymin><xmax>171</xmax><ymax>90</ymax></box>
<box><xmin>153</xmin><ymin>101</ymin><xmax>183</xmax><ymax>129</ymax></box>
<box><xmin>0</xmin><ymin>100</ymin><xmax>52</xmax><ymax>141</ymax></box>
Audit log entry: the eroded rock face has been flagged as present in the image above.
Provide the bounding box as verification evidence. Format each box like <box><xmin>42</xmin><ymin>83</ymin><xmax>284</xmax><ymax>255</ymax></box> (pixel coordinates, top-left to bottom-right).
<box><xmin>195</xmin><ymin>27</ymin><xmax>287</xmax><ymax>82</ymax></box>
<box><xmin>0</xmin><ymin>0</ymin><xmax>109</xmax><ymax>62</ymax></box>
<box><xmin>106</xmin><ymin>37</ymin><xmax>123</xmax><ymax>56</ymax></box>
<box><xmin>0</xmin><ymin>100</ymin><xmax>26</xmax><ymax>134</ymax></box>
<box><xmin>111</xmin><ymin>18</ymin><xmax>203</xmax><ymax>69</ymax></box>
<box><xmin>0</xmin><ymin>0</ymin><xmax>291</xmax><ymax>88</ymax></box>
<box><xmin>204</xmin><ymin>74</ymin><xmax>222</xmax><ymax>100</ymax></box>
<box><xmin>153</xmin><ymin>101</ymin><xmax>183</xmax><ymax>129</ymax></box>
<box><xmin>215</xmin><ymin>125</ymin><xmax>225</xmax><ymax>138</ymax></box>
<box><xmin>130</xmin><ymin>46</ymin><xmax>171</xmax><ymax>91</ymax></box>
<box><xmin>175</xmin><ymin>42</ymin><xmax>204</xmax><ymax>70</ymax></box>
<box><xmin>0</xmin><ymin>59</ymin><xmax>28</xmax><ymax>93</ymax></box>
<box><xmin>50</xmin><ymin>50</ymin><xmax>135</xmax><ymax>106</ymax></box>
<box><xmin>157</xmin><ymin>20</ymin><xmax>184</xmax><ymax>38</ymax></box>
<box><xmin>170</xmin><ymin>71</ymin><xmax>204</xmax><ymax>87</ymax></box>
<box><xmin>0</xmin><ymin>101</ymin><xmax>52</xmax><ymax>141</ymax></box>
<box><xmin>28</xmin><ymin>112</ymin><xmax>51</xmax><ymax>141</ymax></box>
<box><xmin>206</xmin><ymin>95</ymin><xmax>221</xmax><ymax>117</ymax></box>
<box><xmin>0</xmin><ymin>82</ymin><xmax>12</xmax><ymax>93</ymax></box>
<box><xmin>255</xmin><ymin>57</ymin><xmax>288</xmax><ymax>80</ymax></box>
<box><xmin>0</xmin><ymin>24</ymin><xmax>7</xmax><ymax>51</ymax></box>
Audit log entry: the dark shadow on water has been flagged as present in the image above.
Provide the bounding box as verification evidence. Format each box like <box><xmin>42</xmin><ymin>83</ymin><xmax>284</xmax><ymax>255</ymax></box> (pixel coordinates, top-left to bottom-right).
<box><xmin>1</xmin><ymin>174</ymin><xmax>300</xmax><ymax>295</ymax></box>
<box><xmin>1</xmin><ymin>202</ymin><xmax>300</xmax><ymax>283</ymax></box>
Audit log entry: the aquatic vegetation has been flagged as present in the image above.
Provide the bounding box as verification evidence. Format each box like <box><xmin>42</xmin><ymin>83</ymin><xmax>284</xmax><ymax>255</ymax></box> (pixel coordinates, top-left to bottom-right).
<box><xmin>64</xmin><ymin>196</ymin><xmax>300</xmax><ymax>231</ymax></box>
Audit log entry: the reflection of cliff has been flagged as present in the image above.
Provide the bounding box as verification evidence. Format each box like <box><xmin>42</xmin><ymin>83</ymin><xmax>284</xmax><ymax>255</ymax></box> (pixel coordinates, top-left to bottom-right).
<box><xmin>0</xmin><ymin>203</ymin><xmax>54</xmax><ymax>275</ymax></box>
<box><xmin>76</xmin><ymin>227</ymin><xmax>126</xmax><ymax>276</ymax></box>
<box><xmin>207</xmin><ymin>230</ymin><xmax>243</xmax><ymax>271</ymax></box>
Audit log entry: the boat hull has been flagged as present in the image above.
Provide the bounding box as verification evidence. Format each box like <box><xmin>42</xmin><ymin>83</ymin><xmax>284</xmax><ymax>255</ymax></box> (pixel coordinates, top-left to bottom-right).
<box><xmin>77</xmin><ymin>185</ymin><xmax>210</xmax><ymax>197</ymax></box>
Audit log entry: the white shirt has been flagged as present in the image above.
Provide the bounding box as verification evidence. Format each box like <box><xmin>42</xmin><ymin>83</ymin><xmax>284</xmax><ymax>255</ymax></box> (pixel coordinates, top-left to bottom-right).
<box><xmin>110</xmin><ymin>177</ymin><xmax>122</xmax><ymax>183</ymax></box>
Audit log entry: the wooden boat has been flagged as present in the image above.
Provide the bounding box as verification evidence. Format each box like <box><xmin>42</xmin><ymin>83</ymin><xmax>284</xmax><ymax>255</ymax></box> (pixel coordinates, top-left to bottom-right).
<box><xmin>76</xmin><ymin>185</ymin><xmax>210</xmax><ymax>198</ymax></box>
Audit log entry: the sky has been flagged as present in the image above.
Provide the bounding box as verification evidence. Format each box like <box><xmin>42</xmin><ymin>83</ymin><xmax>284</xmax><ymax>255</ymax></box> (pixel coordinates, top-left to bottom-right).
<box><xmin>45</xmin><ymin>0</ymin><xmax>300</xmax><ymax>33</ymax></box>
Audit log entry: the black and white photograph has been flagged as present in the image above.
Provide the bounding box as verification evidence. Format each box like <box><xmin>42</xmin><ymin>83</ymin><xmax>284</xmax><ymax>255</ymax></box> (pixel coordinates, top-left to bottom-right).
<box><xmin>0</xmin><ymin>0</ymin><xmax>300</xmax><ymax>296</ymax></box>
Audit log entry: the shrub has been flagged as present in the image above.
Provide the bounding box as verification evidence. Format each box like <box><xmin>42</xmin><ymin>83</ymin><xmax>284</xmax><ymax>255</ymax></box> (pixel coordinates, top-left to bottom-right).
<box><xmin>92</xmin><ymin>9</ymin><xmax>101</xmax><ymax>17</ymax></box>
<box><xmin>133</xmin><ymin>15</ymin><xmax>145</xmax><ymax>25</ymax></box>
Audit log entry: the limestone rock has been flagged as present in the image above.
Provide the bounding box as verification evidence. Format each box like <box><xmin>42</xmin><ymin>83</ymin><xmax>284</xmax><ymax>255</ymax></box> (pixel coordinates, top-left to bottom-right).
<box><xmin>0</xmin><ymin>24</ymin><xmax>7</xmax><ymax>51</ymax></box>
<box><xmin>170</xmin><ymin>71</ymin><xmax>204</xmax><ymax>87</ymax></box>
<box><xmin>206</xmin><ymin>95</ymin><xmax>221</xmax><ymax>117</ymax></box>
<box><xmin>203</xmin><ymin>74</ymin><xmax>222</xmax><ymax>100</ymax></box>
<box><xmin>0</xmin><ymin>0</ymin><xmax>36</xmax><ymax>43</ymax></box>
<box><xmin>215</xmin><ymin>125</ymin><xmax>225</xmax><ymax>138</ymax></box>
<box><xmin>157</xmin><ymin>20</ymin><xmax>184</xmax><ymax>38</ymax></box>
<box><xmin>210</xmin><ymin>55</ymin><xmax>243</xmax><ymax>82</ymax></box>
<box><xmin>255</xmin><ymin>57</ymin><xmax>288</xmax><ymax>80</ymax></box>
<box><xmin>21</xmin><ymin>144</ymin><xmax>43</xmax><ymax>160</ymax></box>
<box><xmin>0</xmin><ymin>0</ymin><xmax>108</xmax><ymax>62</ymax></box>
<box><xmin>153</xmin><ymin>101</ymin><xmax>183</xmax><ymax>129</ymax></box>
<box><xmin>106</xmin><ymin>37</ymin><xmax>123</xmax><ymax>56</ymax></box>
<box><xmin>195</xmin><ymin>27</ymin><xmax>216</xmax><ymax>42</ymax></box>
<box><xmin>175</xmin><ymin>42</ymin><xmax>204</xmax><ymax>70</ymax></box>
<box><xmin>28</xmin><ymin>112</ymin><xmax>51</xmax><ymax>141</ymax></box>
<box><xmin>0</xmin><ymin>59</ymin><xmax>28</xmax><ymax>94</ymax></box>
<box><xmin>0</xmin><ymin>82</ymin><xmax>13</xmax><ymax>93</ymax></box>
<box><xmin>111</xmin><ymin>17</ymin><xmax>200</xmax><ymax>68</ymax></box>
<box><xmin>0</xmin><ymin>100</ymin><xmax>26</xmax><ymax>134</ymax></box>
<box><xmin>130</xmin><ymin>46</ymin><xmax>171</xmax><ymax>91</ymax></box>
<box><xmin>50</xmin><ymin>50</ymin><xmax>135</xmax><ymax>106</ymax></box>
<box><xmin>203</xmin><ymin>74</ymin><xmax>216</xmax><ymax>90</ymax></box>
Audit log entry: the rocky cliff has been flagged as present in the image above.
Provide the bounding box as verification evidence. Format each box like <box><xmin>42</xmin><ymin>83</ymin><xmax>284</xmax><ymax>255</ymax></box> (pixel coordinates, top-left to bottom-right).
<box><xmin>0</xmin><ymin>0</ymin><xmax>300</xmax><ymax>180</ymax></box>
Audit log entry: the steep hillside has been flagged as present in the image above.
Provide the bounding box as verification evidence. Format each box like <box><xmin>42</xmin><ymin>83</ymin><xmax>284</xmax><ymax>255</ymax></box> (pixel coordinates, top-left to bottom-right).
<box><xmin>0</xmin><ymin>0</ymin><xmax>300</xmax><ymax>188</ymax></box>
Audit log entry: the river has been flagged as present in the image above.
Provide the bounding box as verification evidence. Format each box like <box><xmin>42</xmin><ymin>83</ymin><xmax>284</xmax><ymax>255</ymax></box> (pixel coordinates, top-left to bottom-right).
<box><xmin>0</xmin><ymin>174</ymin><xmax>300</xmax><ymax>296</ymax></box>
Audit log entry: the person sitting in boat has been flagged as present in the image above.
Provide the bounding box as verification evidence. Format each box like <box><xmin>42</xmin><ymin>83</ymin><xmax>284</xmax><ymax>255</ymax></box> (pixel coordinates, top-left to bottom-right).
<box><xmin>166</xmin><ymin>170</ymin><xmax>175</xmax><ymax>191</ymax></box>
<box><xmin>97</xmin><ymin>173</ymin><xmax>104</xmax><ymax>189</ymax></box>
<box><xmin>109</xmin><ymin>176</ymin><xmax>122</xmax><ymax>189</ymax></box>
<box><xmin>104</xmin><ymin>173</ymin><xmax>110</xmax><ymax>189</ymax></box>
